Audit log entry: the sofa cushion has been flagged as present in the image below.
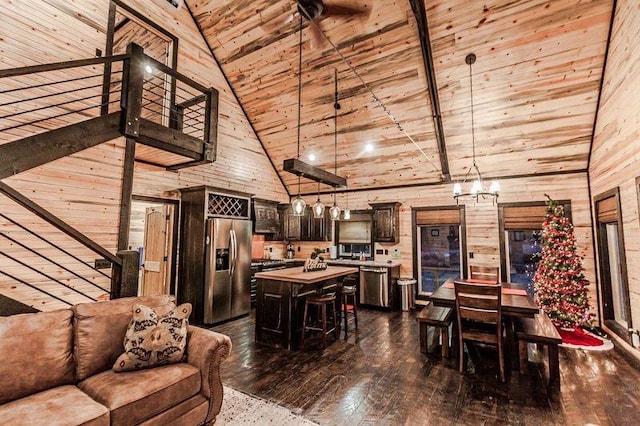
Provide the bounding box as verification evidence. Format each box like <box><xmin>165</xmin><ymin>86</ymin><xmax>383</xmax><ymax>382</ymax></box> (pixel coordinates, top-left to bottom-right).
<box><xmin>137</xmin><ymin>394</ymin><xmax>208</xmax><ymax>426</ymax></box>
<box><xmin>73</xmin><ymin>294</ymin><xmax>175</xmax><ymax>381</ymax></box>
<box><xmin>0</xmin><ymin>385</ymin><xmax>109</xmax><ymax>426</ymax></box>
<box><xmin>114</xmin><ymin>303</ymin><xmax>192</xmax><ymax>372</ymax></box>
<box><xmin>78</xmin><ymin>363</ymin><xmax>200</xmax><ymax>426</ymax></box>
<box><xmin>0</xmin><ymin>309</ymin><xmax>74</xmax><ymax>404</ymax></box>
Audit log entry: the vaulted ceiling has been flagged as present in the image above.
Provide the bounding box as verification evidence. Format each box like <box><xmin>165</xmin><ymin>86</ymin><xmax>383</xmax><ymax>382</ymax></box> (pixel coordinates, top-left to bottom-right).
<box><xmin>186</xmin><ymin>0</ymin><xmax>613</xmax><ymax>195</ymax></box>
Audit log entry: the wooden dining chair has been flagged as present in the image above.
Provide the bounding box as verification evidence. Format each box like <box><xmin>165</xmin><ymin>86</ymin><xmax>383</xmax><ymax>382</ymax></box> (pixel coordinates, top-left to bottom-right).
<box><xmin>453</xmin><ymin>280</ymin><xmax>505</xmax><ymax>382</ymax></box>
<box><xmin>469</xmin><ymin>265</ymin><xmax>499</xmax><ymax>283</ymax></box>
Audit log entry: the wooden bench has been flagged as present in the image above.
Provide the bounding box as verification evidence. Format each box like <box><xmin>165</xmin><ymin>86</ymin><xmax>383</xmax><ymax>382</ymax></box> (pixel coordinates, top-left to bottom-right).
<box><xmin>516</xmin><ymin>313</ymin><xmax>562</xmax><ymax>389</ymax></box>
<box><xmin>417</xmin><ymin>302</ymin><xmax>453</xmax><ymax>357</ymax></box>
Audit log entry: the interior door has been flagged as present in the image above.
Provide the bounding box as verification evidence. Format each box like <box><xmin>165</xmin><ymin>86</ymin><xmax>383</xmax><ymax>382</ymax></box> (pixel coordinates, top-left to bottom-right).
<box><xmin>141</xmin><ymin>205</ymin><xmax>171</xmax><ymax>296</ymax></box>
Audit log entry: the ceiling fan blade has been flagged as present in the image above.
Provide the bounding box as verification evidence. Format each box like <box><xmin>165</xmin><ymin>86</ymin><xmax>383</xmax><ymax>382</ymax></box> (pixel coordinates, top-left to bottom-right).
<box><xmin>323</xmin><ymin>4</ymin><xmax>369</xmax><ymax>17</ymax></box>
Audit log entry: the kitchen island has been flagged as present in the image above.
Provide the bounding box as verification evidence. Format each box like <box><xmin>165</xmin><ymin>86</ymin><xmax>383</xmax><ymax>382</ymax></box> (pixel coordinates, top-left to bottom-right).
<box><xmin>254</xmin><ymin>266</ymin><xmax>358</xmax><ymax>349</ymax></box>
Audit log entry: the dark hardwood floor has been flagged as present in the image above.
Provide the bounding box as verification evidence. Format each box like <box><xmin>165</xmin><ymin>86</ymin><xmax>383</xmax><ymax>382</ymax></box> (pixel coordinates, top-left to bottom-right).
<box><xmin>210</xmin><ymin>308</ymin><xmax>640</xmax><ymax>425</ymax></box>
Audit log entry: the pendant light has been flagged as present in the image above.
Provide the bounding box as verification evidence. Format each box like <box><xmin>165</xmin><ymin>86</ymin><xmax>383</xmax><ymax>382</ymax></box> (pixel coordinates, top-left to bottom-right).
<box><xmin>453</xmin><ymin>53</ymin><xmax>499</xmax><ymax>204</ymax></box>
<box><xmin>329</xmin><ymin>68</ymin><xmax>342</xmax><ymax>221</ymax></box>
<box><xmin>291</xmin><ymin>14</ymin><xmax>307</xmax><ymax>216</ymax></box>
<box><xmin>342</xmin><ymin>189</ymin><xmax>351</xmax><ymax>220</ymax></box>
<box><xmin>312</xmin><ymin>182</ymin><xmax>325</xmax><ymax>218</ymax></box>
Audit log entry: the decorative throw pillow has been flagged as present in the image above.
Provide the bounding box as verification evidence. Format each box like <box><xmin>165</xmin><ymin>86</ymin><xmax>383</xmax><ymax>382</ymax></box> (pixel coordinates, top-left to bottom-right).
<box><xmin>113</xmin><ymin>302</ymin><xmax>192</xmax><ymax>372</ymax></box>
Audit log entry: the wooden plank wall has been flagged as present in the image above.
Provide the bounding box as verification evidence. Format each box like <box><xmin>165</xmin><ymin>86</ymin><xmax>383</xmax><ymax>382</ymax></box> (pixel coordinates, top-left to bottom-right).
<box><xmin>589</xmin><ymin>0</ymin><xmax>640</xmax><ymax>332</ymax></box>
<box><xmin>0</xmin><ymin>0</ymin><xmax>287</xmax><ymax>310</ymax></box>
<box><xmin>292</xmin><ymin>173</ymin><xmax>597</xmax><ymax>317</ymax></box>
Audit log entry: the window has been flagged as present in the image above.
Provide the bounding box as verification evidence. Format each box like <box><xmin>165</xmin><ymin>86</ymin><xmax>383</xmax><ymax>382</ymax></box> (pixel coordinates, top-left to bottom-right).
<box><xmin>412</xmin><ymin>207</ymin><xmax>466</xmax><ymax>298</ymax></box>
<box><xmin>506</xmin><ymin>229</ymin><xmax>542</xmax><ymax>293</ymax></box>
<box><xmin>498</xmin><ymin>202</ymin><xmax>571</xmax><ymax>295</ymax></box>
<box><xmin>595</xmin><ymin>188</ymin><xmax>632</xmax><ymax>343</ymax></box>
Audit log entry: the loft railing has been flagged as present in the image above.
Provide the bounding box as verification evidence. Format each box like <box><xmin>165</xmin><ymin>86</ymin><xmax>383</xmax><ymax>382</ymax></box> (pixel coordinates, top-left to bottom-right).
<box><xmin>0</xmin><ymin>42</ymin><xmax>218</xmax><ymax>166</ymax></box>
<box><xmin>0</xmin><ymin>54</ymin><xmax>127</xmax><ymax>143</ymax></box>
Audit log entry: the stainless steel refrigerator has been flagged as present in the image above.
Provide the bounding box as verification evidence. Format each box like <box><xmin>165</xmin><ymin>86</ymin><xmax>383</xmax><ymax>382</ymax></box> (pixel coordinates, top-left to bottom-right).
<box><xmin>203</xmin><ymin>218</ymin><xmax>251</xmax><ymax>324</ymax></box>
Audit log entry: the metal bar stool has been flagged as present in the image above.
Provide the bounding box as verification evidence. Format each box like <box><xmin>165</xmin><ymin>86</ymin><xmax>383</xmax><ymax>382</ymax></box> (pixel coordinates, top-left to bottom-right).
<box><xmin>301</xmin><ymin>292</ymin><xmax>338</xmax><ymax>349</ymax></box>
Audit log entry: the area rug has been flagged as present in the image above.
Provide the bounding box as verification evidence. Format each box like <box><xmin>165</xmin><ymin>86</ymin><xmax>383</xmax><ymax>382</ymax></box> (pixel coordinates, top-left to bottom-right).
<box><xmin>558</xmin><ymin>327</ymin><xmax>613</xmax><ymax>351</ymax></box>
<box><xmin>218</xmin><ymin>386</ymin><xmax>317</xmax><ymax>425</ymax></box>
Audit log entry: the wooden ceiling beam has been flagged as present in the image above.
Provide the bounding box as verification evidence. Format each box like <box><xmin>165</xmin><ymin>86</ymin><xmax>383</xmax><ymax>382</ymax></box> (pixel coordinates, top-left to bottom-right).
<box><xmin>283</xmin><ymin>158</ymin><xmax>347</xmax><ymax>187</ymax></box>
<box><xmin>408</xmin><ymin>0</ymin><xmax>450</xmax><ymax>181</ymax></box>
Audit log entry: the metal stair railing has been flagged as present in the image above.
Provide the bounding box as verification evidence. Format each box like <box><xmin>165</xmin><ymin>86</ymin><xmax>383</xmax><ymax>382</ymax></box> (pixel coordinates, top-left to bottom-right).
<box><xmin>0</xmin><ymin>211</ymin><xmax>114</xmax><ymax>307</ymax></box>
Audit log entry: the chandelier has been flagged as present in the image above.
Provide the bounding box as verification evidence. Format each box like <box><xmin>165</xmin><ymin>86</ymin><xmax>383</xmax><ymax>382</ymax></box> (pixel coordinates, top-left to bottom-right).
<box><xmin>290</xmin><ymin>14</ymin><xmax>307</xmax><ymax>216</ymax></box>
<box><xmin>453</xmin><ymin>53</ymin><xmax>499</xmax><ymax>204</ymax></box>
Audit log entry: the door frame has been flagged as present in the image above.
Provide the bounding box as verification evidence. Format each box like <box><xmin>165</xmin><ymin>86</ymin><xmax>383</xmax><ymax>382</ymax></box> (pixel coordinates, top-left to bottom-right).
<box><xmin>132</xmin><ymin>195</ymin><xmax>180</xmax><ymax>296</ymax></box>
<box><xmin>497</xmin><ymin>200</ymin><xmax>572</xmax><ymax>283</ymax></box>
<box><xmin>594</xmin><ymin>187</ymin><xmax>632</xmax><ymax>343</ymax></box>
<box><xmin>411</xmin><ymin>205</ymin><xmax>467</xmax><ymax>303</ymax></box>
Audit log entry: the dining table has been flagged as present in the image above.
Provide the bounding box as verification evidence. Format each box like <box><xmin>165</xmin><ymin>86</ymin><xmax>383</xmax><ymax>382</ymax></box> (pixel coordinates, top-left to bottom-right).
<box><xmin>426</xmin><ymin>280</ymin><xmax>539</xmax><ymax>318</ymax></box>
<box><xmin>425</xmin><ymin>279</ymin><xmax>539</xmax><ymax>370</ymax></box>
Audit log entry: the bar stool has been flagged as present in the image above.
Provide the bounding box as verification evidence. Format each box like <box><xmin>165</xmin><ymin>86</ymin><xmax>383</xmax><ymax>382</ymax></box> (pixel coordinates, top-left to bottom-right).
<box><xmin>340</xmin><ymin>284</ymin><xmax>358</xmax><ymax>337</ymax></box>
<box><xmin>301</xmin><ymin>293</ymin><xmax>338</xmax><ymax>349</ymax></box>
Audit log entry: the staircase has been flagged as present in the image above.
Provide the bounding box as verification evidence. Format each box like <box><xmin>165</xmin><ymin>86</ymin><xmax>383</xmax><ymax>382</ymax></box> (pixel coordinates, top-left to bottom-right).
<box><xmin>0</xmin><ymin>43</ymin><xmax>219</xmax><ymax>314</ymax></box>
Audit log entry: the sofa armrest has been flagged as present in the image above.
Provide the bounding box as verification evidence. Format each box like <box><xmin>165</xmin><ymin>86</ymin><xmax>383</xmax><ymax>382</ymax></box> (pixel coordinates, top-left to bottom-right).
<box><xmin>186</xmin><ymin>325</ymin><xmax>232</xmax><ymax>424</ymax></box>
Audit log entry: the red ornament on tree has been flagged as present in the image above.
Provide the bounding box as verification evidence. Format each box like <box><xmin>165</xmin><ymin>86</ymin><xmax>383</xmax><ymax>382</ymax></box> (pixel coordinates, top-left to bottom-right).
<box><xmin>533</xmin><ymin>195</ymin><xmax>593</xmax><ymax>329</ymax></box>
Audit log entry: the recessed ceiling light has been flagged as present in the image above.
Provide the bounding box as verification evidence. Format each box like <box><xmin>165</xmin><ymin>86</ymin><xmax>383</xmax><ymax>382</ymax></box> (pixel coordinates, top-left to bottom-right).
<box><xmin>365</xmin><ymin>143</ymin><xmax>374</xmax><ymax>152</ymax></box>
<box><xmin>145</xmin><ymin>65</ymin><xmax>153</xmax><ymax>73</ymax></box>
<box><xmin>308</xmin><ymin>153</ymin><xmax>316</xmax><ymax>161</ymax></box>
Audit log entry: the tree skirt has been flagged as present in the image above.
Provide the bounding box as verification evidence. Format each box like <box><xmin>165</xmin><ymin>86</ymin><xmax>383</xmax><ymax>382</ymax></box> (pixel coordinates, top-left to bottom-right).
<box><xmin>557</xmin><ymin>327</ymin><xmax>613</xmax><ymax>351</ymax></box>
<box><xmin>218</xmin><ymin>386</ymin><xmax>317</xmax><ymax>425</ymax></box>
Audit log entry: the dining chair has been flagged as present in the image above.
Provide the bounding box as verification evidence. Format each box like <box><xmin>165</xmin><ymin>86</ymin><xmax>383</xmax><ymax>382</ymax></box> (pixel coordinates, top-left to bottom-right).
<box><xmin>453</xmin><ymin>280</ymin><xmax>505</xmax><ymax>382</ymax></box>
<box><xmin>469</xmin><ymin>265</ymin><xmax>499</xmax><ymax>283</ymax></box>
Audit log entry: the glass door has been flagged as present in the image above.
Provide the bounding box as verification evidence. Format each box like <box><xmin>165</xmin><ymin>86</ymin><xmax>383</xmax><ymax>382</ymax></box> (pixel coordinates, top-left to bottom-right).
<box><xmin>505</xmin><ymin>230</ymin><xmax>542</xmax><ymax>296</ymax></box>
<box><xmin>596</xmin><ymin>190</ymin><xmax>631</xmax><ymax>342</ymax></box>
<box><xmin>603</xmin><ymin>223</ymin><xmax>628</xmax><ymax>329</ymax></box>
<box><xmin>417</xmin><ymin>225</ymin><xmax>461</xmax><ymax>295</ymax></box>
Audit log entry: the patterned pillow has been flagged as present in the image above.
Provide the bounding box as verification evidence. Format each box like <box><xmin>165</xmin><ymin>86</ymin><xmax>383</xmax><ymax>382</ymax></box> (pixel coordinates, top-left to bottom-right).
<box><xmin>113</xmin><ymin>302</ymin><xmax>192</xmax><ymax>372</ymax></box>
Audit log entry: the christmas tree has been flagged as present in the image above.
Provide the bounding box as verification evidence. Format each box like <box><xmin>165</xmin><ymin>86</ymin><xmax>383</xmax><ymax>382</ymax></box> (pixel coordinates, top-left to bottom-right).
<box><xmin>533</xmin><ymin>195</ymin><xmax>593</xmax><ymax>329</ymax></box>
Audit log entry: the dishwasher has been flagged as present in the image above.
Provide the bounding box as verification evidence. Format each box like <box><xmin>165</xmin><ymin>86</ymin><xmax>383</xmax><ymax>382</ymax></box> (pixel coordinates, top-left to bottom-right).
<box><xmin>359</xmin><ymin>267</ymin><xmax>389</xmax><ymax>307</ymax></box>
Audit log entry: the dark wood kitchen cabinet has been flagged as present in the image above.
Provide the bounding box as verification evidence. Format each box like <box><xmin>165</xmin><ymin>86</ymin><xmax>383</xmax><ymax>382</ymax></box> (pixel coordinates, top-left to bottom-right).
<box><xmin>370</xmin><ymin>202</ymin><xmax>401</xmax><ymax>243</ymax></box>
<box><xmin>279</xmin><ymin>204</ymin><xmax>329</xmax><ymax>241</ymax></box>
<box><xmin>253</xmin><ymin>198</ymin><xmax>280</xmax><ymax>234</ymax></box>
<box><xmin>305</xmin><ymin>208</ymin><xmax>330</xmax><ymax>241</ymax></box>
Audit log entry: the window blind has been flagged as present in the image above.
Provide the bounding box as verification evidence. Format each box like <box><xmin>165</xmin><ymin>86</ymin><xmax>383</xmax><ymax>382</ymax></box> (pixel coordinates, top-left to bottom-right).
<box><xmin>415</xmin><ymin>209</ymin><xmax>460</xmax><ymax>225</ymax></box>
<box><xmin>502</xmin><ymin>205</ymin><xmax>549</xmax><ymax>230</ymax></box>
<box><xmin>597</xmin><ymin>196</ymin><xmax>618</xmax><ymax>223</ymax></box>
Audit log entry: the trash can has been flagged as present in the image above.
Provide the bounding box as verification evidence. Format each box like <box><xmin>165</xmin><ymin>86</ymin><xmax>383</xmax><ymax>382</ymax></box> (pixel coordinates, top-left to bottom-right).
<box><xmin>397</xmin><ymin>278</ymin><xmax>416</xmax><ymax>311</ymax></box>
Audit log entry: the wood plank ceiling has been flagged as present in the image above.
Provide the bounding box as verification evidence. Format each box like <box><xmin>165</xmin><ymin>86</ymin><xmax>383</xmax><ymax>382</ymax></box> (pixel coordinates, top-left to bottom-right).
<box><xmin>186</xmin><ymin>0</ymin><xmax>613</xmax><ymax>195</ymax></box>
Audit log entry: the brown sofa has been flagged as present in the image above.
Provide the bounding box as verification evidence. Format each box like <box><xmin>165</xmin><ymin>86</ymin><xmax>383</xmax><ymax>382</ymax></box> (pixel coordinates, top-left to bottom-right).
<box><xmin>0</xmin><ymin>295</ymin><xmax>232</xmax><ymax>425</ymax></box>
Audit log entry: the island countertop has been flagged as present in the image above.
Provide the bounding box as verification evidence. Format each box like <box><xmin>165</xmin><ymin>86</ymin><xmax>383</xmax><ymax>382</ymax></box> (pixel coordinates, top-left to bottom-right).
<box><xmin>254</xmin><ymin>266</ymin><xmax>358</xmax><ymax>284</ymax></box>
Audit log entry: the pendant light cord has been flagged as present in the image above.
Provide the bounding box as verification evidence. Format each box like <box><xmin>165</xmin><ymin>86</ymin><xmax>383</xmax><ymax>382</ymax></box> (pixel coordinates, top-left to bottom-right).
<box><xmin>296</xmin><ymin>14</ymin><xmax>303</xmax><ymax>196</ymax></box>
<box><xmin>296</xmin><ymin>14</ymin><xmax>303</xmax><ymax>160</ymax></box>
<box><xmin>469</xmin><ymin>58</ymin><xmax>476</xmax><ymax>168</ymax></box>
<box><xmin>462</xmin><ymin>53</ymin><xmax>481</xmax><ymax>184</ymax></box>
<box><xmin>333</xmin><ymin>68</ymin><xmax>339</xmax><ymax>204</ymax></box>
